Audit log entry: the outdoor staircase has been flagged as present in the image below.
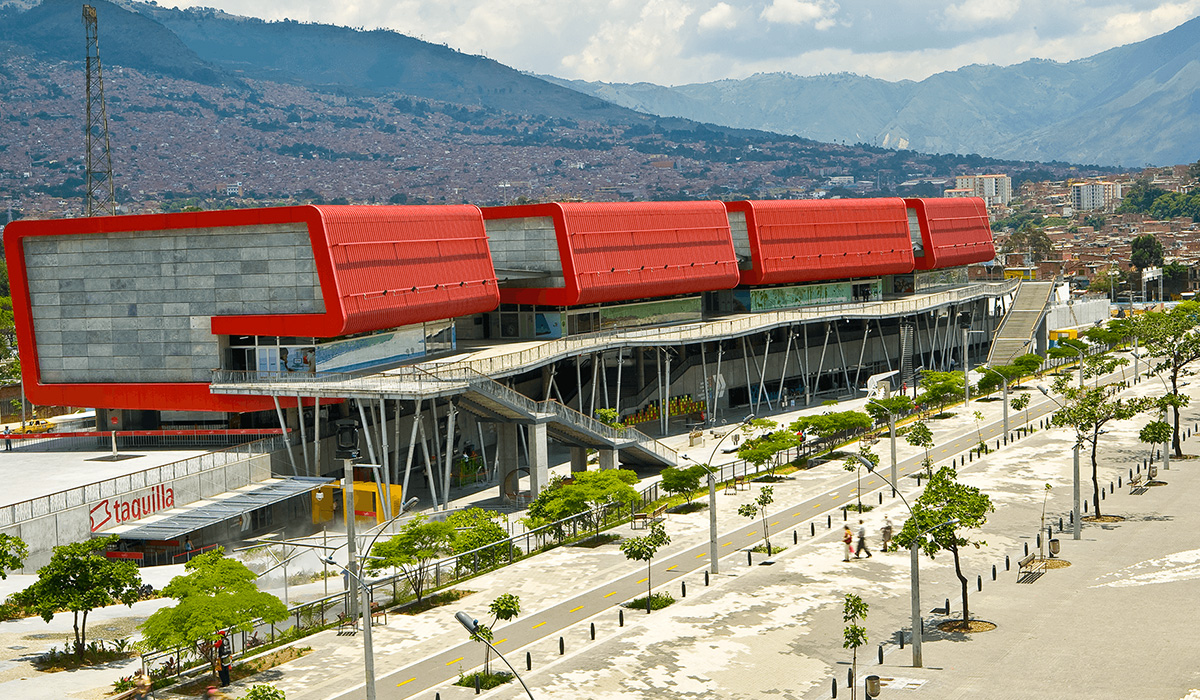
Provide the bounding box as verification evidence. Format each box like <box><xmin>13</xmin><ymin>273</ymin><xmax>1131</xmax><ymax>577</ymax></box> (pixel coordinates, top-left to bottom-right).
<box><xmin>987</xmin><ymin>281</ymin><xmax>1053</xmax><ymax>365</ymax></box>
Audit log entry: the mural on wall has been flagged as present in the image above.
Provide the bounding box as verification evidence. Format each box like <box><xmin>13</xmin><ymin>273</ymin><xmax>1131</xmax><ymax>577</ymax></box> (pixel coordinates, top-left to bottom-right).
<box><xmin>534</xmin><ymin>313</ymin><xmax>564</xmax><ymax>338</ymax></box>
<box><xmin>599</xmin><ymin>297</ymin><xmax>702</xmax><ymax>330</ymax></box>
<box><xmin>915</xmin><ymin>268</ymin><xmax>967</xmax><ymax>290</ymax></box>
<box><xmin>315</xmin><ymin>327</ymin><xmax>426</xmax><ymax>373</ymax></box>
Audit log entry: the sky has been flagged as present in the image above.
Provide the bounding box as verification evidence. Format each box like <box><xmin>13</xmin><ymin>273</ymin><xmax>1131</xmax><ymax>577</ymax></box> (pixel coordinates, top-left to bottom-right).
<box><xmin>167</xmin><ymin>0</ymin><xmax>1200</xmax><ymax>86</ymax></box>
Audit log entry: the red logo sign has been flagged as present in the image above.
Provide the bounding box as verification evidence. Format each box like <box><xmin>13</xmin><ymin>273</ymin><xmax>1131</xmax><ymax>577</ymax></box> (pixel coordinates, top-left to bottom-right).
<box><xmin>89</xmin><ymin>485</ymin><xmax>175</xmax><ymax>532</ymax></box>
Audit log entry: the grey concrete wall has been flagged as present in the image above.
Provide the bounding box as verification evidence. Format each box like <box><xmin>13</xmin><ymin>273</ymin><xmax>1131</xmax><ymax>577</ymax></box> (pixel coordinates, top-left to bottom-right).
<box><xmin>0</xmin><ymin>454</ymin><xmax>272</xmax><ymax>573</ymax></box>
<box><xmin>727</xmin><ymin>211</ymin><xmax>751</xmax><ymax>265</ymax></box>
<box><xmin>1046</xmin><ymin>298</ymin><xmax>1110</xmax><ymax>331</ymax></box>
<box><xmin>24</xmin><ymin>223</ymin><xmax>325</xmax><ymax>384</ymax></box>
<box><xmin>484</xmin><ymin>216</ymin><xmax>563</xmax><ymax>281</ymax></box>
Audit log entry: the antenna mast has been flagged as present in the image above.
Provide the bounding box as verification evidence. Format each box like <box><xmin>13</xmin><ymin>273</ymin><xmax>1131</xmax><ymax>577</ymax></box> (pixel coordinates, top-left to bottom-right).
<box><xmin>83</xmin><ymin>4</ymin><xmax>116</xmax><ymax>216</ymax></box>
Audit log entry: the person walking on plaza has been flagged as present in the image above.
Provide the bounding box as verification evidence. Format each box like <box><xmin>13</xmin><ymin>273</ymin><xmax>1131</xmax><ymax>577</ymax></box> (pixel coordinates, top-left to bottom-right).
<box><xmin>842</xmin><ymin>525</ymin><xmax>854</xmax><ymax>561</ymax></box>
<box><xmin>4</xmin><ymin>427</ymin><xmax>10</xmax><ymax>451</ymax></box>
<box><xmin>855</xmin><ymin>520</ymin><xmax>872</xmax><ymax>558</ymax></box>
<box><xmin>216</xmin><ymin>631</ymin><xmax>232</xmax><ymax>686</ymax></box>
<box><xmin>881</xmin><ymin>517</ymin><xmax>893</xmax><ymax>553</ymax></box>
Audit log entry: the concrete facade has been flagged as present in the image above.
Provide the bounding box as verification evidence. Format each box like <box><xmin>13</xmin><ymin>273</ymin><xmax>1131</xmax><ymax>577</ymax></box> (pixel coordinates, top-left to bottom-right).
<box><xmin>483</xmin><ymin>216</ymin><xmax>564</xmax><ymax>286</ymax></box>
<box><xmin>24</xmin><ymin>223</ymin><xmax>324</xmax><ymax>384</ymax></box>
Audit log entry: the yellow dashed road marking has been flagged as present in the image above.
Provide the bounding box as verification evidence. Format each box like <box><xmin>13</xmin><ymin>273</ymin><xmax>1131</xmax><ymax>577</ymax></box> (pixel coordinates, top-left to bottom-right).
<box><xmin>666</xmin><ymin>565</ymin><xmax>678</xmax><ymax>571</ymax></box>
<box><xmin>569</xmin><ymin>605</ymin><xmax>584</xmax><ymax>613</ymax></box>
<box><xmin>532</xmin><ymin>622</ymin><xmax>546</xmax><ymax>629</ymax></box>
<box><xmin>397</xmin><ymin>678</ymin><xmax>415</xmax><ymax>687</ymax></box>
<box><xmin>447</xmin><ymin>657</ymin><xmax>463</xmax><ymax>666</ymax></box>
<box><xmin>604</xmin><ymin>591</ymin><xmax>617</xmax><ymax>598</ymax></box>
<box><xmin>637</xmin><ymin>577</ymin><xmax>649</xmax><ymax>584</ymax></box>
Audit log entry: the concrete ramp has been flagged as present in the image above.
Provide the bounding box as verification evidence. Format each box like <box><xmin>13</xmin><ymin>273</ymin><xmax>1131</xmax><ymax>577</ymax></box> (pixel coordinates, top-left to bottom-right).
<box><xmin>988</xmin><ymin>281</ymin><xmax>1053</xmax><ymax>365</ymax></box>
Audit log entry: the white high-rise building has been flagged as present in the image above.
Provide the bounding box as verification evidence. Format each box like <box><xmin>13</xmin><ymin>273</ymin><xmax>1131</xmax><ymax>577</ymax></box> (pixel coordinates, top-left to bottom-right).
<box><xmin>954</xmin><ymin>174</ymin><xmax>1012</xmax><ymax>207</ymax></box>
<box><xmin>1070</xmin><ymin>181</ymin><xmax>1123</xmax><ymax>211</ymax></box>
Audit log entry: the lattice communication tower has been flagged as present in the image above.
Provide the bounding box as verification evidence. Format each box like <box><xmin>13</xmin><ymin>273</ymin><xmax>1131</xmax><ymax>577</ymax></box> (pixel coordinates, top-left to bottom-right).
<box><xmin>83</xmin><ymin>4</ymin><xmax>116</xmax><ymax>217</ymax></box>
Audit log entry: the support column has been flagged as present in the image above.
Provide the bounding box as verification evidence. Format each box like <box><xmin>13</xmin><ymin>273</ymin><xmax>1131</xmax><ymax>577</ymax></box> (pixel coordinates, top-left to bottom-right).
<box><xmin>526</xmin><ymin>422</ymin><xmax>549</xmax><ymax>497</ymax></box>
<box><xmin>598</xmin><ymin>449</ymin><xmax>618</xmax><ymax>471</ymax></box>
<box><xmin>497</xmin><ymin>423</ymin><xmax>521</xmax><ymax>504</ymax></box>
<box><xmin>570</xmin><ymin>447</ymin><xmax>588</xmax><ymax>473</ymax></box>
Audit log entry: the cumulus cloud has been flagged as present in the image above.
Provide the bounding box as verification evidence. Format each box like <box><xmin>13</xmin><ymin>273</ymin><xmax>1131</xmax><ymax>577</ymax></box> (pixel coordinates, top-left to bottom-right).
<box><xmin>759</xmin><ymin>0</ymin><xmax>839</xmax><ymax>29</ymax></box>
<box><xmin>174</xmin><ymin>0</ymin><xmax>1200</xmax><ymax>84</ymax></box>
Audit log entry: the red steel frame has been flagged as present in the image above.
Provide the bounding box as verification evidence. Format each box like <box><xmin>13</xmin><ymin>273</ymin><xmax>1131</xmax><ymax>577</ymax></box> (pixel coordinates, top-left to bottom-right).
<box><xmin>5</xmin><ymin>205</ymin><xmax>499</xmax><ymax>412</ymax></box>
<box><xmin>726</xmin><ymin>199</ymin><xmax>915</xmax><ymax>285</ymax></box>
<box><xmin>482</xmin><ymin>201</ymin><xmax>740</xmax><ymax>306</ymax></box>
<box><xmin>906</xmin><ymin>197</ymin><xmax>996</xmax><ymax>270</ymax></box>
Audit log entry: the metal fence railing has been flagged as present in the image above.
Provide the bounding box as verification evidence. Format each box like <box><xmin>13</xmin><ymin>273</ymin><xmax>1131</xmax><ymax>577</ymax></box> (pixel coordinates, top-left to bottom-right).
<box><xmin>0</xmin><ymin>435</ymin><xmax>287</xmax><ymax>529</ymax></box>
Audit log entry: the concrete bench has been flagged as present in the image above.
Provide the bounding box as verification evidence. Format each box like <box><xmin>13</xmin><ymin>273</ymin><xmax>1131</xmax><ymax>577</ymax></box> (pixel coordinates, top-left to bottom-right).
<box><xmin>1128</xmin><ymin>472</ymin><xmax>1144</xmax><ymax>493</ymax></box>
<box><xmin>1017</xmin><ymin>552</ymin><xmax>1045</xmax><ymax>581</ymax></box>
<box><xmin>724</xmin><ymin>475</ymin><xmax>748</xmax><ymax>495</ymax></box>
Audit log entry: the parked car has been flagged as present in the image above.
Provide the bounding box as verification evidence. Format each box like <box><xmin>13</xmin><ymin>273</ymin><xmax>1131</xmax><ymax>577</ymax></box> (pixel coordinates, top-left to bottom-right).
<box><xmin>12</xmin><ymin>419</ymin><xmax>52</xmax><ymax>434</ymax></box>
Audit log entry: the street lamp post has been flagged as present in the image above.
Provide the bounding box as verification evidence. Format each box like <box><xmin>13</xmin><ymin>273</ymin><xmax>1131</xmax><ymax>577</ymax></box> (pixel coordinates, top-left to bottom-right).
<box><xmin>866</xmin><ymin>400</ymin><xmax>898</xmax><ymax>497</ymax></box>
<box><xmin>1132</xmin><ymin>350</ymin><xmax>1171</xmax><ymax>472</ymax></box>
<box><xmin>689</xmin><ymin>415</ymin><xmax>755</xmax><ymax>576</ymax></box>
<box><xmin>455</xmin><ymin>611</ymin><xmax>537</xmax><ymax>700</ymax></box>
<box><xmin>849</xmin><ymin>454</ymin><xmax>955</xmax><ymax>668</ymax></box>
<box><xmin>1038</xmin><ymin>386</ymin><xmax>1081</xmax><ymax>540</ymax></box>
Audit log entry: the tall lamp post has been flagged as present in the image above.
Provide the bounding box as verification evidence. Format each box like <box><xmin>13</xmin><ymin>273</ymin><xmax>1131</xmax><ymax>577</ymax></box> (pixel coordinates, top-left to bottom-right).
<box><xmin>1038</xmin><ymin>386</ymin><xmax>1081</xmax><ymax>540</ymax></box>
<box><xmin>1131</xmin><ymin>350</ymin><xmax>1172</xmax><ymax>472</ymax></box>
<box><xmin>849</xmin><ymin>454</ymin><xmax>956</xmax><ymax>668</ymax></box>
<box><xmin>455</xmin><ymin>611</ymin><xmax>536</xmax><ymax>700</ymax></box>
<box><xmin>865</xmin><ymin>399</ymin><xmax>899</xmax><ymax>497</ymax></box>
<box><xmin>687</xmin><ymin>415</ymin><xmax>755</xmax><ymax>576</ymax></box>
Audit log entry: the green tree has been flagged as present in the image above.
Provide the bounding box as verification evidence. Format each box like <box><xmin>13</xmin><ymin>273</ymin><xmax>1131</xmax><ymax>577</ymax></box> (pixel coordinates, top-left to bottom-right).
<box><xmin>737</xmin><ymin>485</ymin><xmax>776</xmax><ymax>554</ymax></box>
<box><xmin>904</xmin><ymin>420</ymin><xmax>935</xmax><ymax>474</ymax></box>
<box><xmin>789</xmin><ymin>410</ymin><xmax>872</xmax><ymax>449</ymax></box>
<box><xmin>593</xmin><ymin>408</ymin><xmax>626</xmax><ymax>432</ymax></box>
<box><xmin>737</xmin><ymin>429</ymin><xmax>800</xmax><ymax>476</ymax></box>
<box><xmin>1003</xmin><ymin>222</ymin><xmax>1053</xmax><ymax>263</ymax></box>
<box><xmin>892</xmin><ymin>466</ymin><xmax>994</xmax><ymax>624</ymax></box>
<box><xmin>842</xmin><ymin>593</ymin><xmax>869</xmax><ymax>700</ymax></box>
<box><xmin>660</xmin><ymin>465</ymin><xmax>704</xmax><ymax>505</ymax></box>
<box><xmin>366</xmin><ymin>517</ymin><xmax>457</xmax><ymax>602</ymax></box>
<box><xmin>1046</xmin><ymin>377</ymin><xmax>1153</xmax><ymax>517</ymax></box>
<box><xmin>974</xmin><ymin>364</ymin><xmax>1021</xmax><ymax>395</ymax></box>
<box><xmin>1129</xmin><ymin>302</ymin><xmax>1200</xmax><ymax>456</ymax></box>
<box><xmin>842</xmin><ymin>445</ymin><xmax>877</xmax><ymax>511</ymax></box>
<box><xmin>528</xmin><ymin>469</ymin><xmax>640</xmax><ymax>538</ymax></box>
<box><xmin>863</xmin><ymin>395</ymin><xmax>913</xmax><ymax>426</ymax></box>
<box><xmin>619</xmin><ymin>522</ymin><xmax>670</xmax><ymax>612</ymax></box>
<box><xmin>0</xmin><ymin>533</ymin><xmax>27</xmax><ymax>579</ymax></box>
<box><xmin>471</xmin><ymin>593</ymin><xmax>521</xmax><ymax>675</ymax></box>
<box><xmin>1012</xmin><ymin>352</ymin><xmax>1045</xmax><ymax>379</ymax></box>
<box><xmin>972</xmin><ymin>410</ymin><xmax>985</xmax><ymax>446</ymax></box>
<box><xmin>1011</xmin><ymin>392</ymin><xmax>1031</xmax><ymax>428</ymax></box>
<box><xmin>17</xmin><ymin>534</ymin><xmax>141</xmax><ymax>659</ymax></box>
<box><xmin>139</xmin><ymin>548</ymin><xmax>286</xmax><ymax>678</ymax></box>
<box><xmin>447</xmin><ymin>508</ymin><xmax>508</xmax><ymax>568</ymax></box>
<box><xmin>916</xmin><ymin>370</ymin><xmax>964</xmax><ymax>414</ymax></box>
<box><xmin>1139</xmin><ymin>418</ymin><xmax>1172</xmax><ymax>465</ymax></box>
<box><xmin>1130</xmin><ymin>234</ymin><xmax>1164</xmax><ymax>270</ymax></box>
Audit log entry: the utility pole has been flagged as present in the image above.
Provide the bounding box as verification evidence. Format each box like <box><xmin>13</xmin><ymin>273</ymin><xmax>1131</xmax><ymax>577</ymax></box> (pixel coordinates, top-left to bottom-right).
<box><xmin>83</xmin><ymin>5</ymin><xmax>116</xmax><ymax>216</ymax></box>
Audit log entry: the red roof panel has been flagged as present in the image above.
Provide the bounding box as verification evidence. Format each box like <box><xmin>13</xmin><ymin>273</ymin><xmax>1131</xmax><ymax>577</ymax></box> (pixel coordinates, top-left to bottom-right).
<box><xmin>726</xmin><ymin>199</ymin><xmax>915</xmax><ymax>285</ymax></box>
<box><xmin>905</xmin><ymin>197</ymin><xmax>996</xmax><ymax>270</ymax></box>
<box><xmin>483</xmin><ymin>201</ymin><xmax>739</xmax><ymax>306</ymax></box>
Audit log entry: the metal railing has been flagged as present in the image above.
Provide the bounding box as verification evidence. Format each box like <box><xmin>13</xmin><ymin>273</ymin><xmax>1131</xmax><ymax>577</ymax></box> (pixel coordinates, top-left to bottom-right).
<box><xmin>0</xmin><ymin>435</ymin><xmax>287</xmax><ymax>529</ymax></box>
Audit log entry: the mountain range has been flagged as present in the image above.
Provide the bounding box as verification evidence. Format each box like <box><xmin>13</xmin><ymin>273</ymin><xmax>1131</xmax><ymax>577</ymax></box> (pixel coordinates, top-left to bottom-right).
<box><xmin>545</xmin><ymin>17</ymin><xmax>1200</xmax><ymax>168</ymax></box>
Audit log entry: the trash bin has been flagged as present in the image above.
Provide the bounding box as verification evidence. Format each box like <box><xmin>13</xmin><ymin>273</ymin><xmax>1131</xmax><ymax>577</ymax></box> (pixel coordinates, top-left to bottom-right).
<box><xmin>689</xmin><ymin>431</ymin><xmax>703</xmax><ymax>447</ymax></box>
<box><xmin>1049</xmin><ymin>538</ymin><xmax>1060</xmax><ymax>556</ymax></box>
<box><xmin>865</xmin><ymin>675</ymin><xmax>881</xmax><ymax>698</ymax></box>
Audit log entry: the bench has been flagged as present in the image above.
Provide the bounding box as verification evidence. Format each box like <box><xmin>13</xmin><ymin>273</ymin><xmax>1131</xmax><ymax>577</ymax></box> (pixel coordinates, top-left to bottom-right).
<box><xmin>632</xmin><ymin>503</ymin><xmax>668</xmax><ymax>529</ymax></box>
<box><xmin>370</xmin><ymin>601</ymin><xmax>387</xmax><ymax>625</ymax></box>
<box><xmin>724</xmin><ymin>475</ymin><xmax>748</xmax><ymax>495</ymax></box>
<box><xmin>1017</xmin><ymin>552</ymin><xmax>1045</xmax><ymax>581</ymax></box>
<box><xmin>1128</xmin><ymin>472</ymin><xmax>1144</xmax><ymax>493</ymax></box>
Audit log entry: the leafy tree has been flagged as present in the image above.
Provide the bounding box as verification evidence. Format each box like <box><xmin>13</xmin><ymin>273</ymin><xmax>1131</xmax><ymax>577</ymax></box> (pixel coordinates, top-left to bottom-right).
<box><xmin>842</xmin><ymin>594</ymin><xmax>869</xmax><ymax>700</ymax></box>
<box><xmin>974</xmin><ymin>364</ymin><xmax>1021</xmax><ymax>396</ymax></box>
<box><xmin>1046</xmin><ymin>377</ymin><xmax>1153</xmax><ymax>517</ymax></box>
<box><xmin>593</xmin><ymin>408</ymin><xmax>626</xmax><ymax>432</ymax></box>
<box><xmin>1130</xmin><ymin>234</ymin><xmax>1164</xmax><ymax>270</ymax></box>
<box><xmin>1128</xmin><ymin>302</ymin><xmax>1200</xmax><ymax>456</ymax></box>
<box><xmin>1048</xmin><ymin>337</ymin><xmax>1090</xmax><ymax>383</ymax></box>
<box><xmin>17</xmin><ymin>534</ymin><xmax>141</xmax><ymax>659</ymax></box>
<box><xmin>737</xmin><ymin>429</ymin><xmax>800</xmax><ymax>476</ymax></box>
<box><xmin>1002</xmin><ymin>222</ymin><xmax>1053</xmax><ymax>262</ymax></box>
<box><xmin>1011</xmin><ymin>392</ymin><xmax>1031</xmax><ymax>428</ymax></box>
<box><xmin>0</xmin><ymin>534</ymin><xmax>26</xmax><ymax>579</ymax></box>
<box><xmin>447</xmin><ymin>508</ymin><xmax>508</xmax><ymax>567</ymax></box>
<box><xmin>737</xmin><ymin>485</ymin><xmax>776</xmax><ymax>554</ymax></box>
<box><xmin>892</xmin><ymin>466</ymin><xmax>994</xmax><ymax>624</ymax></box>
<box><xmin>1164</xmin><ymin>261</ymin><xmax>1189</xmax><ymax>299</ymax></box>
<box><xmin>1011</xmin><ymin>353</ymin><xmax>1045</xmax><ymax>379</ymax></box>
<box><xmin>660</xmin><ymin>466</ymin><xmax>704</xmax><ymax>505</ymax></box>
<box><xmin>139</xmin><ymin>549</ymin><xmax>286</xmax><ymax>678</ymax></box>
<box><xmin>916</xmin><ymin>371</ymin><xmax>964</xmax><ymax>414</ymax></box>
<box><xmin>842</xmin><ymin>445</ymin><xmax>877</xmax><ymax>511</ymax></box>
<box><xmin>789</xmin><ymin>410</ymin><xmax>872</xmax><ymax>448</ymax></box>
<box><xmin>864</xmin><ymin>395</ymin><xmax>913</xmax><ymax>426</ymax></box>
<box><xmin>366</xmin><ymin>517</ymin><xmax>457</xmax><ymax>602</ymax></box>
<box><xmin>470</xmin><ymin>593</ymin><xmax>521</xmax><ymax>675</ymax></box>
<box><xmin>1139</xmin><ymin>418</ymin><xmax>1171</xmax><ymax>466</ymax></box>
<box><xmin>527</xmin><ymin>469</ymin><xmax>639</xmax><ymax>538</ymax></box>
<box><xmin>619</xmin><ymin>522</ymin><xmax>670</xmax><ymax>612</ymax></box>
<box><xmin>904</xmin><ymin>420</ymin><xmax>935</xmax><ymax>473</ymax></box>
<box><xmin>972</xmin><ymin>410</ymin><xmax>985</xmax><ymax>446</ymax></box>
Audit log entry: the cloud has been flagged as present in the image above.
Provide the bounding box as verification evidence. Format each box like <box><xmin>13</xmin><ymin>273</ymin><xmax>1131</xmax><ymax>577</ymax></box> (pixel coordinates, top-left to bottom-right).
<box><xmin>759</xmin><ymin>0</ymin><xmax>839</xmax><ymax>29</ymax></box>
<box><xmin>698</xmin><ymin>2</ymin><xmax>738</xmax><ymax>31</ymax></box>
<box><xmin>560</xmin><ymin>0</ymin><xmax>697</xmax><ymax>83</ymax></box>
<box><xmin>943</xmin><ymin>0</ymin><xmax>1024</xmax><ymax>29</ymax></box>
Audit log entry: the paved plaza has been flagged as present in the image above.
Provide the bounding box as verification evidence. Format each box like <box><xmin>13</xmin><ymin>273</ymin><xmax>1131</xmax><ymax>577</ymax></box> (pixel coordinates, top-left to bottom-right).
<box><xmin>3</xmin><ymin>353</ymin><xmax>1200</xmax><ymax>699</ymax></box>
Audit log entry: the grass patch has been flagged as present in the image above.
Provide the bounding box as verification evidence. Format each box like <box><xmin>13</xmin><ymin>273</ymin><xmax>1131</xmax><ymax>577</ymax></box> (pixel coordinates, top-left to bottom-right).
<box><xmin>34</xmin><ymin>642</ymin><xmax>135</xmax><ymax>672</ymax></box>
<box><xmin>669</xmin><ymin>501</ymin><xmax>708</xmax><ymax>514</ymax></box>
<box><xmin>928</xmin><ymin>412</ymin><xmax>955</xmax><ymax>420</ymax></box>
<box><xmin>842</xmin><ymin>503</ymin><xmax>875</xmax><ymax>513</ymax></box>
<box><xmin>395</xmin><ymin>589</ymin><xmax>475</xmax><ymax>615</ymax></box>
<box><xmin>752</xmin><ymin>474</ymin><xmax>788</xmax><ymax>483</ymax></box>
<box><xmin>751</xmin><ymin>544</ymin><xmax>786</xmax><ymax>555</ymax></box>
<box><xmin>456</xmin><ymin>671</ymin><xmax>513</xmax><ymax>690</ymax></box>
<box><xmin>171</xmin><ymin>645</ymin><xmax>311</xmax><ymax>696</ymax></box>
<box><xmin>574</xmin><ymin>533</ymin><xmax>619</xmax><ymax>548</ymax></box>
<box><xmin>623</xmin><ymin>592</ymin><xmax>675</xmax><ymax>611</ymax></box>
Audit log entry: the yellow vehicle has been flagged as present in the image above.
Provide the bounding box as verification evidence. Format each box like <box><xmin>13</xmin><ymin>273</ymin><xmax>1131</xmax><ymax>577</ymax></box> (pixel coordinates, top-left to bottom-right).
<box><xmin>12</xmin><ymin>419</ymin><xmax>53</xmax><ymax>434</ymax></box>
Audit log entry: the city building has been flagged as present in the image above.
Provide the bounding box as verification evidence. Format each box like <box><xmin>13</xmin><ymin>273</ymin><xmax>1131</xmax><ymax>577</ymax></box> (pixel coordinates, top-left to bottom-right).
<box><xmin>1071</xmin><ymin>180</ymin><xmax>1123</xmax><ymax>211</ymax></box>
<box><xmin>953</xmin><ymin>174</ymin><xmax>1013</xmax><ymax>208</ymax></box>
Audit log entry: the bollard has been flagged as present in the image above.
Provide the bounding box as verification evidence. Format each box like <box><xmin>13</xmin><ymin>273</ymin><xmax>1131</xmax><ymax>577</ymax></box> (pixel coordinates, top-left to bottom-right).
<box><xmin>969</xmin><ymin>452</ymin><xmax>973</xmax><ymax>462</ymax></box>
<box><xmin>1069</xmin><ymin>510</ymin><xmax>1074</xmax><ymax>524</ymax></box>
<box><xmin>832</xmin><ymin>677</ymin><xmax>838</xmax><ymax>698</ymax></box>
<box><xmin>879</xmin><ymin>492</ymin><xmax>883</xmax><ymax>505</ymax></box>
<box><xmin>878</xmin><ymin>645</ymin><xmax>884</xmax><ymax>664</ymax></box>
<box><xmin>526</xmin><ymin>652</ymin><xmax>532</xmax><ymax>671</ymax></box>
<box><xmin>812</xmin><ymin>522</ymin><xmax>816</xmax><ymax>537</ymax></box>
<box><xmin>1084</xmin><ymin>500</ymin><xmax>1088</xmax><ymax>512</ymax></box>
<box><xmin>590</xmin><ymin>622</ymin><xmax>595</xmax><ymax>640</ymax></box>
<box><xmin>1110</xmin><ymin>482</ymin><xmax>1114</xmax><ymax>494</ymax></box>
<box><xmin>619</xmin><ymin>609</ymin><xmax>624</xmax><ymax>627</ymax></box>
<box><xmin>1101</xmin><ymin>489</ymin><xmax>1105</xmax><ymax>501</ymax></box>
<box><xmin>681</xmin><ymin>582</ymin><xmax>686</xmax><ymax>598</ymax></box>
<box><xmin>848</xmin><ymin>668</ymin><xmax>853</xmax><ymax>688</ymax></box>
<box><xmin>917</xmin><ymin>475</ymin><xmax>922</xmax><ymax>486</ymax></box>
<box><xmin>844</xmin><ymin>508</ymin><xmax>848</xmax><ymax>522</ymax></box>
<box><xmin>705</xmin><ymin>570</ymin><xmax>710</xmax><ymax>586</ymax></box>
<box><xmin>475</xmin><ymin>673</ymin><xmax>481</xmax><ymax>694</ymax></box>
<box><xmin>559</xmin><ymin>637</ymin><xmax>565</xmax><ymax>655</ymax></box>
<box><xmin>978</xmin><ymin>575</ymin><xmax>982</xmax><ymax>592</ymax></box>
<box><xmin>828</xmin><ymin>515</ymin><xmax>832</xmax><ymax>529</ymax></box>
<box><xmin>944</xmin><ymin>598</ymin><xmax>950</xmax><ymax>615</ymax></box>
<box><xmin>992</xmin><ymin>564</ymin><xmax>996</xmax><ymax>580</ymax></box>
<box><xmin>899</xmin><ymin>633</ymin><xmax>905</xmax><ymax>650</ymax></box>
<box><xmin>794</xmin><ymin>530</ymin><xmax>798</xmax><ymax>545</ymax></box>
<box><xmin>1119</xmin><ymin>475</ymin><xmax>1123</xmax><ymax>488</ymax></box>
<box><xmin>1036</xmin><ymin>534</ymin><xmax>1041</xmax><ymax>549</ymax></box>
<box><xmin>1006</xmin><ymin>555</ymin><xmax>1010</xmax><ymax>571</ymax></box>
<box><xmin>748</xmin><ymin>550</ymin><xmax>753</xmax><ymax>566</ymax></box>
<box><xmin>1059</xmin><ymin>517</ymin><xmax>1064</xmax><ymax>531</ymax></box>
<box><xmin>996</xmin><ymin>440</ymin><xmax>1000</xmax><ymax>451</ymax></box>
<box><xmin>1025</xmin><ymin>542</ymin><xmax>1029</xmax><ymax>556</ymax></box>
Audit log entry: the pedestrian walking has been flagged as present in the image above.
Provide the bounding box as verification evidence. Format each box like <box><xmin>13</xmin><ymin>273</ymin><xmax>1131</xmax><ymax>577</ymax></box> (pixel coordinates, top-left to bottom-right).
<box><xmin>881</xmin><ymin>517</ymin><xmax>893</xmax><ymax>553</ymax></box>
<box><xmin>842</xmin><ymin>525</ymin><xmax>853</xmax><ymax>561</ymax></box>
<box><xmin>855</xmin><ymin>520</ymin><xmax>872</xmax><ymax>558</ymax></box>
<box><xmin>216</xmin><ymin>631</ymin><xmax>232</xmax><ymax>687</ymax></box>
<box><xmin>133</xmin><ymin>670</ymin><xmax>152</xmax><ymax>700</ymax></box>
<box><xmin>3</xmin><ymin>427</ymin><xmax>10</xmax><ymax>451</ymax></box>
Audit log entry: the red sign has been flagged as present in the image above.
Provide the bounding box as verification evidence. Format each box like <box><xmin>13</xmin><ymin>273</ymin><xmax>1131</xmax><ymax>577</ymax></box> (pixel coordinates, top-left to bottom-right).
<box><xmin>90</xmin><ymin>484</ymin><xmax>176</xmax><ymax>532</ymax></box>
<box><xmin>354</xmin><ymin>510</ymin><xmax>377</xmax><ymax>518</ymax></box>
<box><xmin>105</xmin><ymin>551</ymin><xmax>144</xmax><ymax>560</ymax></box>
